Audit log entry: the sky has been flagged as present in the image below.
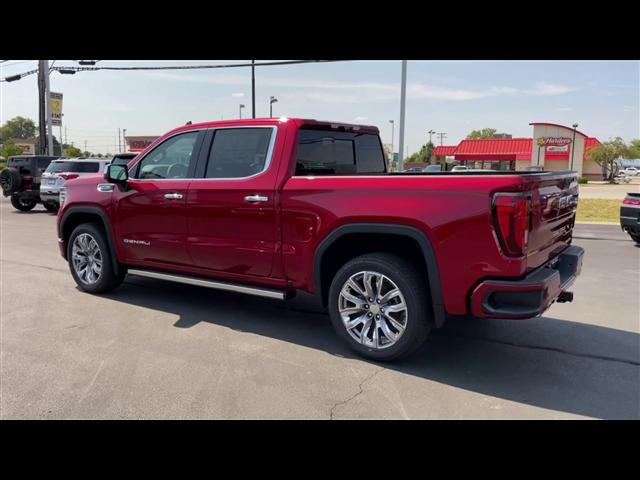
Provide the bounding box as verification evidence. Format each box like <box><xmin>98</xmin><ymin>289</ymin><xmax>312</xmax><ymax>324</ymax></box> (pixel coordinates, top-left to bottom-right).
<box><xmin>1</xmin><ymin>60</ymin><xmax>638</xmax><ymax>155</ymax></box>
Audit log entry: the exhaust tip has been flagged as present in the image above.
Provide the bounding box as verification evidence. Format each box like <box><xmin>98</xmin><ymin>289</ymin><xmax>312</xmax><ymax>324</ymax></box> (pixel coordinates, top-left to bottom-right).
<box><xmin>557</xmin><ymin>291</ymin><xmax>574</xmax><ymax>303</ymax></box>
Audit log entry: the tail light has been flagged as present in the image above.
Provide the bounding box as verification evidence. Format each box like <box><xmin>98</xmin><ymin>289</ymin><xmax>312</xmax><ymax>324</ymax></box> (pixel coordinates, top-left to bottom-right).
<box><xmin>59</xmin><ymin>187</ymin><xmax>67</xmax><ymax>207</ymax></box>
<box><xmin>492</xmin><ymin>192</ymin><xmax>531</xmax><ymax>257</ymax></box>
<box><xmin>623</xmin><ymin>197</ymin><xmax>640</xmax><ymax>206</ymax></box>
<box><xmin>58</xmin><ymin>173</ymin><xmax>79</xmax><ymax>181</ymax></box>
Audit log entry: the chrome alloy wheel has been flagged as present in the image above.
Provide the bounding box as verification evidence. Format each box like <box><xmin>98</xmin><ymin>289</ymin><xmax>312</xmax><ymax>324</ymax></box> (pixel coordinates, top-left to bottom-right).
<box><xmin>71</xmin><ymin>233</ymin><xmax>103</xmax><ymax>285</ymax></box>
<box><xmin>338</xmin><ymin>271</ymin><xmax>408</xmax><ymax>350</ymax></box>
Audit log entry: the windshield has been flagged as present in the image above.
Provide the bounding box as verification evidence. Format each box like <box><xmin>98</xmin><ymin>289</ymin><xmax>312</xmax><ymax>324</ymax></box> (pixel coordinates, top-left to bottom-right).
<box><xmin>46</xmin><ymin>161</ymin><xmax>100</xmax><ymax>173</ymax></box>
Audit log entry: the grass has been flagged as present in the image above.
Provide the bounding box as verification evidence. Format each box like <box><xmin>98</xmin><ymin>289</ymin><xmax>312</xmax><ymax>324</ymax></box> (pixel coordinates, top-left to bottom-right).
<box><xmin>576</xmin><ymin>198</ymin><xmax>620</xmax><ymax>223</ymax></box>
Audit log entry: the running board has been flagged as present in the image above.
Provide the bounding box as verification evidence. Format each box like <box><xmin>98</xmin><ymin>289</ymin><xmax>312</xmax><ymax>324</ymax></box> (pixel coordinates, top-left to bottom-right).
<box><xmin>127</xmin><ymin>269</ymin><xmax>287</xmax><ymax>300</ymax></box>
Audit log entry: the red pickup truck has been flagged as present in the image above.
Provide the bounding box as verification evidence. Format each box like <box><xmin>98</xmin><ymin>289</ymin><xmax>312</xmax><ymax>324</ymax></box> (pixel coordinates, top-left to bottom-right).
<box><xmin>57</xmin><ymin>117</ymin><xmax>584</xmax><ymax>361</ymax></box>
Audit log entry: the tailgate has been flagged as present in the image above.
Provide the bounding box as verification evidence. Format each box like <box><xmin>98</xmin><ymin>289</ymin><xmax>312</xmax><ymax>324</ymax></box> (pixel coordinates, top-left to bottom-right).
<box><xmin>525</xmin><ymin>172</ymin><xmax>579</xmax><ymax>269</ymax></box>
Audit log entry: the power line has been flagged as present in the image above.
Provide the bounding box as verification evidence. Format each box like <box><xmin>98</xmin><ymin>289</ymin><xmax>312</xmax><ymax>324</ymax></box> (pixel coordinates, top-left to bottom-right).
<box><xmin>0</xmin><ymin>60</ymin><xmax>347</xmax><ymax>82</ymax></box>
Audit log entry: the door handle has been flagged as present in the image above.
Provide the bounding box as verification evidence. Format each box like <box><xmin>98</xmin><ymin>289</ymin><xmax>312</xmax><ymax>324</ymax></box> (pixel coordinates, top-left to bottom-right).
<box><xmin>164</xmin><ymin>193</ymin><xmax>184</xmax><ymax>200</ymax></box>
<box><xmin>244</xmin><ymin>195</ymin><xmax>268</xmax><ymax>203</ymax></box>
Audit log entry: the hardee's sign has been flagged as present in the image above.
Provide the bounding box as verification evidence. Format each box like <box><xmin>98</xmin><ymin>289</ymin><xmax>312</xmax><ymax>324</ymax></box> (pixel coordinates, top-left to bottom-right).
<box><xmin>537</xmin><ymin>137</ymin><xmax>572</xmax><ymax>147</ymax></box>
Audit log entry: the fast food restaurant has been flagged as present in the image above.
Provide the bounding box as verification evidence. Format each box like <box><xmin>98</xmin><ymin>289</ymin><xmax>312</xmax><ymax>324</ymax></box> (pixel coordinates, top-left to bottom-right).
<box><xmin>434</xmin><ymin>122</ymin><xmax>603</xmax><ymax>179</ymax></box>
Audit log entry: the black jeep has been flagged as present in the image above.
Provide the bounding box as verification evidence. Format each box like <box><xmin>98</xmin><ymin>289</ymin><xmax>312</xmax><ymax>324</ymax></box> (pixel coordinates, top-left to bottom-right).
<box><xmin>0</xmin><ymin>155</ymin><xmax>60</xmax><ymax>211</ymax></box>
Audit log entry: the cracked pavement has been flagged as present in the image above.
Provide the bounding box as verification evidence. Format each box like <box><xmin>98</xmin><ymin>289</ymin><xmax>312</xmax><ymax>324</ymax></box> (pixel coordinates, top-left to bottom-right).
<box><xmin>1</xmin><ymin>199</ymin><xmax>639</xmax><ymax>419</ymax></box>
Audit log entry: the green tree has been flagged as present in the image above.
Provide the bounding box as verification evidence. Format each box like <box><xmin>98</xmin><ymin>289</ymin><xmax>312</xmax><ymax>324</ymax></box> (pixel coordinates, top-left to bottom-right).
<box><xmin>587</xmin><ymin>137</ymin><xmax>630</xmax><ymax>182</ymax></box>
<box><xmin>66</xmin><ymin>146</ymin><xmax>83</xmax><ymax>157</ymax></box>
<box><xmin>629</xmin><ymin>139</ymin><xmax>640</xmax><ymax>158</ymax></box>
<box><xmin>0</xmin><ymin>142</ymin><xmax>24</xmax><ymax>159</ymax></box>
<box><xmin>406</xmin><ymin>142</ymin><xmax>435</xmax><ymax>164</ymax></box>
<box><xmin>466</xmin><ymin>128</ymin><xmax>497</xmax><ymax>139</ymax></box>
<box><xmin>0</xmin><ymin>116</ymin><xmax>37</xmax><ymax>143</ymax></box>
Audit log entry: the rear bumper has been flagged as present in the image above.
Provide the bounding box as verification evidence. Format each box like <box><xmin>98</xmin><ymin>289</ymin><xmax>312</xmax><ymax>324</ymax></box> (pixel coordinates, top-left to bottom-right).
<box><xmin>40</xmin><ymin>191</ymin><xmax>60</xmax><ymax>203</ymax></box>
<box><xmin>620</xmin><ymin>207</ymin><xmax>639</xmax><ymax>235</ymax></box>
<box><xmin>470</xmin><ymin>245</ymin><xmax>584</xmax><ymax>319</ymax></box>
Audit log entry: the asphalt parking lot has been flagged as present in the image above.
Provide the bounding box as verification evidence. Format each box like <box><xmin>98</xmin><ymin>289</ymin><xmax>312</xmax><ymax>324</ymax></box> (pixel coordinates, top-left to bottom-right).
<box><xmin>1</xmin><ymin>198</ymin><xmax>638</xmax><ymax>419</ymax></box>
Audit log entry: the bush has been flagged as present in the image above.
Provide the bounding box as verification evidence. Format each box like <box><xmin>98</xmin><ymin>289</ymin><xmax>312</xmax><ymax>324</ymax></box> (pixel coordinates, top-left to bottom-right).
<box><xmin>578</xmin><ymin>176</ymin><xmax>588</xmax><ymax>184</ymax></box>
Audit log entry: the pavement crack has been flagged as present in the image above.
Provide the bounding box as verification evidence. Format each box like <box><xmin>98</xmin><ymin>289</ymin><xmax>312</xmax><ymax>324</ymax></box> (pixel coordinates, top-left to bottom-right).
<box><xmin>440</xmin><ymin>332</ymin><xmax>640</xmax><ymax>366</ymax></box>
<box><xmin>0</xmin><ymin>258</ymin><xmax>67</xmax><ymax>273</ymax></box>
<box><xmin>330</xmin><ymin>367</ymin><xmax>384</xmax><ymax>420</ymax></box>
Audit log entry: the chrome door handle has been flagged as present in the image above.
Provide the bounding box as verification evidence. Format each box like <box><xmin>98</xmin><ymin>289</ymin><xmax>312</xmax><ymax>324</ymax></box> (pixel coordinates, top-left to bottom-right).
<box><xmin>164</xmin><ymin>193</ymin><xmax>184</xmax><ymax>200</ymax></box>
<box><xmin>244</xmin><ymin>195</ymin><xmax>268</xmax><ymax>203</ymax></box>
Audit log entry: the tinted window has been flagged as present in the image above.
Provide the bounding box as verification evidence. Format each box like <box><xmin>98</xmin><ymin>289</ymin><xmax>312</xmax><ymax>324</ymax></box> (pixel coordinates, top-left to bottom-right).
<box><xmin>111</xmin><ymin>155</ymin><xmax>136</xmax><ymax>166</ymax></box>
<box><xmin>295</xmin><ymin>129</ymin><xmax>385</xmax><ymax>175</ymax></box>
<box><xmin>205</xmin><ymin>128</ymin><xmax>273</xmax><ymax>179</ymax></box>
<box><xmin>46</xmin><ymin>161</ymin><xmax>100</xmax><ymax>173</ymax></box>
<box><xmin>135</xmin><ymin>132</ymin><xmax>199</xmax><ymax>179</ymax></box>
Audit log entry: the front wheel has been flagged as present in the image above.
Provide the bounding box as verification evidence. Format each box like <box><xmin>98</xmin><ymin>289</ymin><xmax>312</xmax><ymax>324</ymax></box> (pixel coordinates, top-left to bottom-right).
<box><xmin>68</xmin><ymin>223</ymin><xmax>125</xmax><ymax>293</ymax></box>
<box><xmin>328</xmin><ymin>253</ymin><xmax>432</xmax><ymax>362</ymax></box>
<box><xmin>43</xmin><ymin>201</ymin><xmax>59</xmax><ymax>213</ymax></box>
<box><xmin>10</xmin><ymin>195</ymin><xmax>37</xmax><ymax>211</ymax></box>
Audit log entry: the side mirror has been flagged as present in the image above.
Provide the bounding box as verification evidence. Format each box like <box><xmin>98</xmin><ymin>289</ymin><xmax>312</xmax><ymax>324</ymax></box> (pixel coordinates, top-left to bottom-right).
<box><xmin>105</xmin><ymin>164</ymin><xmax>129</xmax><ymax>184</ymax></box>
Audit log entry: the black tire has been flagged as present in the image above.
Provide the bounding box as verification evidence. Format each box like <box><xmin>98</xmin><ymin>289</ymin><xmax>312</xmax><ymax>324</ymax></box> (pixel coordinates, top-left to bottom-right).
<box><xmin>43</xmin><ymin>201</ymin><xmax>59</xmax><ymax>213</ymax></box>
<box><xmin>630</xmin><ymin>234</ymin><xmax>640</xmax><ymax>244</ymax></box>
<box><xmin>0</xmin><ymin>168</ymin><xmax>22</xmax><ymax>195</ymax></box>
<box><xmin>328</xmin><ymin>253</ymin><xmax>432</xmax><ymax>362</ymax></box>
<box><xmin>10</xmin><ymin>195</ymin><xmax>36</xmax><ymax>211</ymax></box>
<box><xmin>67</xmin><ymin>223</ymin><xmax>126</xmax><ymax>293</ymax></box>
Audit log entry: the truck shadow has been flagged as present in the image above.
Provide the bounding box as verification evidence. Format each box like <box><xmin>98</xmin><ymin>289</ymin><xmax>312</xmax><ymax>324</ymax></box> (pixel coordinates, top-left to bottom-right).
<box><xmin>104</xmin><ymin>276</ymin><xmax>640</xmax><ymax>419</ymax></box>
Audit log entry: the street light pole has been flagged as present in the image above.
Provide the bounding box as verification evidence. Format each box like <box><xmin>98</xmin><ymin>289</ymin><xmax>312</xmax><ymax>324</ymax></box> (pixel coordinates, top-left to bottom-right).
<box><xmin>239</xmin><ymin>104</ymin><xmax>245</xmax><ymax>119</ymax></box>
<box><xmin>389</xmin><ymin>120</ymin><xmax>395</xmax><ymax>162</ymax></box>
<box><xmin>570</xmin><ymin>123</ymin><xmax>578</xmax><ymax>171</ymax></box>
<box><xmin>428</xmin><ymin>129</ymin><xmax>435</xmax><ymax>144</ymax></box>
<box><xmin>251</xmin><ymin>60</ymin><xmax>256</xmax><ymax>118</ymax></box>
<box><xmin>397</xmin><ymin>60</ymin><xmax>407</xmax><ymax>172</ymax></box>
<box><xmin>270</xmin><ymin>96</ymin><xmax>278</xmax><ymax>118</ymax></box>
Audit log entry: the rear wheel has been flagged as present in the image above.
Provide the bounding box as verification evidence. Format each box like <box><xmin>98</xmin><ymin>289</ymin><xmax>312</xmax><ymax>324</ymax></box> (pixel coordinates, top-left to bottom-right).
<box><xmin>328</xmin><ymin>253</ymin><xmax>432</xmax><ymax>361</ymax></box>
<box><xmin>10</xmin><ymin>195</ymin><xmax>36</xmax><ymax>211</ymax></box>
<box><xmin>68</xmin><ymin>223</ymin><xmax>125</xmax><ymax>293</ymax></box>
<box><xmin>630</xmin><ymin>234</ymin><xmax>640</xmax><ymax>244</ymax></box>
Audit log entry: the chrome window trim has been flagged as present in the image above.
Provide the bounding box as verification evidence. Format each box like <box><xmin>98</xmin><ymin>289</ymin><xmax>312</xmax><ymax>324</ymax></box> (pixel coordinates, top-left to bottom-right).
<box><xmin>193</xmin><ymin>125</ymin><xmax>278</xmax><ymax>182</ymax></box>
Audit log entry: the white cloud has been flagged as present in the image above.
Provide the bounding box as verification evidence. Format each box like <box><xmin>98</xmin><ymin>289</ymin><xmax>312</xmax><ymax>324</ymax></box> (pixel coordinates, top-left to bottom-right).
<box><xmin>231</xmin><ymin>92</ymin><xmax>244</xmax><ymax>97</ymax></box>
<box><xmin>523</xmin><ymin>82</ymin><xmax>577</xmax><ymax>96</ymax></box>
<box><xmin>556</xmin><ymin>107</ymin><xmax>574</xmax><ymax>112</ymax></box>
<box><xmin>354</xmin><ymin>116</ymin><xmax>368</xmax><ymax>121</ymax></box>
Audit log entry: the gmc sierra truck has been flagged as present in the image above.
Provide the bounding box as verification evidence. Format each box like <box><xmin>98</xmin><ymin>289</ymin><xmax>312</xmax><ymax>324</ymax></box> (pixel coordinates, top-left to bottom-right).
<box><xmin>57</xmin><ymin>117</ymin><xmax>584</xmax><ymax>361</ymax></box>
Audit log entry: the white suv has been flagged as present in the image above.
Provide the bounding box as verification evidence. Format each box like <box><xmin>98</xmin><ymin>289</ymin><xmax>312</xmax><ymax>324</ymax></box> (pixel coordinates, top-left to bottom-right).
<box><xmin>40</xmin><ymin>158</ymin><xmax>111</xmax><ymax>212</ymax></box>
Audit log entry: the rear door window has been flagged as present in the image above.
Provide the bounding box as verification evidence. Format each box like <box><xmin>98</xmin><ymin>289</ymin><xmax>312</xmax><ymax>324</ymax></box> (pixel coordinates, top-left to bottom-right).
<box><xmin>204</xmin><ymin>128</ymin><xmax>273</xmax><ymax>179</ymax></box>
<box><xmin>46</xmin><ymin>161</ymin><xmax>100</xmax><ymax>173</ymax></box>
<box><xmin>295</xmin><ymin>129</ymin><xmax>385</xmax><ymax>175</ymax></box>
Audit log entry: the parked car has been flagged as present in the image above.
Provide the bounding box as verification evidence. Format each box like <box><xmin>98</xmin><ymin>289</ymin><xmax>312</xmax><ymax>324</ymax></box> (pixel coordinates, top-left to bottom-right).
<box><xmin>423</xmin><ymin>164</ymin><xmax>443</xmax><ymax>172</ymax></box>
<box><xmin>0</xmin><ymin>155</ymin><xmax>60</xmax><ymax>211</ymax></box>
<box><xmin>619</xmin><ymin>167</ymin><xmax>639</xmax><ymax>177</ymax></box>
<box><xmin>40</xmin><ymin>158</ymin><xmax>112</xmax><ymax>212</ymax></box>
<box><xmin>57</xmin><ymin>118</ymin><xmax>584</xmax><ymax>361</ymax></box>
<box><xmin>451</xmin><ymin>165</ymin><xmax>468</xmax><ymax>172</ymax></box>
<box><xmin>405</xmin><ymin>167</ymin><xmax>425</xmax><ymax>173</ymax></box>
<box><xmin>620</xmin><ymin>193</ymin><xmax>640</xmax><ymax>244</ymax></box>
<box><xmin>110</xmin><ymin>152</ymin><xmax>138</xmax><ymax>166</ymax></box>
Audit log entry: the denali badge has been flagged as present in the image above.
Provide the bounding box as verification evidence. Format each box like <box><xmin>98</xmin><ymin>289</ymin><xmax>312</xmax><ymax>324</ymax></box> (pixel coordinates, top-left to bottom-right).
<box><xmin>123</xmin><ymin>238</ymin><xmax>150</xmax><ymax>246</ymax></box>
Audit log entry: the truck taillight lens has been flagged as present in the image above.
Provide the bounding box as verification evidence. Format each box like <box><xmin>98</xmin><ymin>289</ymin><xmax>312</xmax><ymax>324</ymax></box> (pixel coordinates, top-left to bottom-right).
<box><xmin>623</xmin><ymin>197</ymin><xmax>640</xmax><ymax>205</ymax></box>
<box><xmin>58</xmin><ymin>173</ymin><xmax>79</xmax><ymax>181</ymax></box>
<box><xmin>59</xmin><ymin>187</ymin><xmax>67</xmax><ymax>207</ymax></box>
<box><xmin>493</xmin><ymin>193</ymin><xmax>531</xmax><ymax>257</ymax></box>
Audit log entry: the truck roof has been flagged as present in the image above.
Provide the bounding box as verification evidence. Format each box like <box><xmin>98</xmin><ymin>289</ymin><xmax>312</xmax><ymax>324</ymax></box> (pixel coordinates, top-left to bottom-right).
<box><xmin>169</xmin><ymin>117</ymin><xmax>380</xmax><ymax>135</ymax></box>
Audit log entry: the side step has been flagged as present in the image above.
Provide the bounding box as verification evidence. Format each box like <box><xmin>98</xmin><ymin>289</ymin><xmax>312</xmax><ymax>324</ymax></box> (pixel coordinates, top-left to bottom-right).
<box><xmin>127</xmin><ymin>269</ymin><xmax>288</xmax><ymax>300</ymax></box>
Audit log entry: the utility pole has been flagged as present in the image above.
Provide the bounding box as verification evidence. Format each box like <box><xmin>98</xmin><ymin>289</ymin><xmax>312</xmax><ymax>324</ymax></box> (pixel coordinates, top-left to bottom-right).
<box><xmin>37</xmin><ymin>61</ymin><xmax>47</xmax><ymax>155</ymax></box>
<box><xmin>118</xmin><ymin>128</ymin><xmax>121</xmax><ymax>152</ymax></box>
<box><xmin>251</xmin><ymin>60</ymin><xmax>256</xmax><ymax>118</ymax></box>
<box><xmin>84</xmin><ymin>140</ymin><xmax>87</xmax><ymax>154</ymax></box>
<box><xmin>398</xmin><ymin>60</ymin><xmax>407</xmax><ymax>172</ymax></box>
<box><xmin>122</xmin><ymin>129</ymin><xmax>127</xmax><ymax>152</ymax></box>
<box><xmin>437</xmin><ymin>132</ymin><xmax>447</xmax><ymax>146</ymax></box>
<box><xmin>43</xmin><ymin>60</ymin><xmax>54</xmax><ymax>155</ymax></box>
<box><xmin>65</xmin><ymin>126</ymin><xmax>67</xmax><ymax>145</ymax></box>
<box><xmin>428</xmin><ymin>129</ymin><xmax>435</xmax><ymax>144</ymax></box>
<box><xmin>570</xmin><ymin>123</ymin><xmax>578</xmax><ymax>171</ymax></box>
